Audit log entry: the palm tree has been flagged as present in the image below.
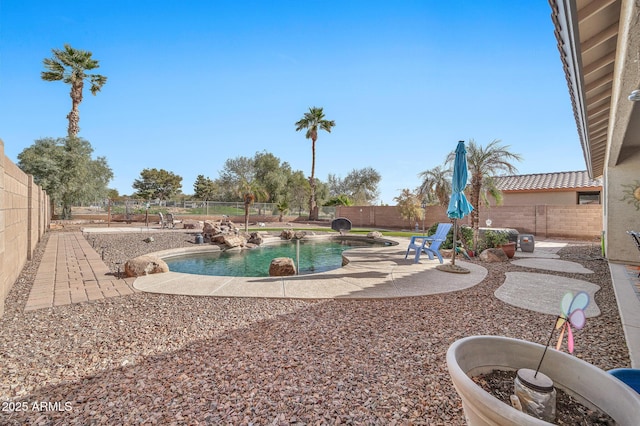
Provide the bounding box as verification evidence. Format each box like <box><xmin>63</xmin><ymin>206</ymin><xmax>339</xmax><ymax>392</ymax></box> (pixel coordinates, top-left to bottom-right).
<box><xmin>42</xmin><ymin>44</ymin><xmax>107</xmax><ymax>137</ymax></box>
<box><xmin>276</xmin><ymin>200</ymin><xmax>289</xmax><ymax>222</ymax></box>
<box><xmin>237</xmin><ymin>179</ymin><xmax>269</xmax><ymax>232</ymax></box>
<box><xmin>448</xmin><ymin>139</ymin><xmax>522</xmax><ymax>249</ymax></box>
<box><xmin>418</xmin><ymin>165</ymin><xmax>452</xmax><ymax>206</ymax></box>
<box><xmin>295</xmin><ymin>107</ymin><xmax>335</xmax><ymax>220</ymax></box>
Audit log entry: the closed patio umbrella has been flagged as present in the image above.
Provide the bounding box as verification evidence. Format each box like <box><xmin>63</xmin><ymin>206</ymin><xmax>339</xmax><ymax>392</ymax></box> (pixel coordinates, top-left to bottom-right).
<box><xmin>438</xmin><ymin>140</ymin><xmax>474</xmax><ymax>273</ymax></box>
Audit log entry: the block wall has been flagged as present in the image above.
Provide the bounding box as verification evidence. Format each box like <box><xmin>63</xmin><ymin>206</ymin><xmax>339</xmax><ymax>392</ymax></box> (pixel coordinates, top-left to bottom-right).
<box><xmin>0</xmin><ymin>139</ymin><xmax>49</xmax><ymax>318</ymax></box>
<box><xmin>336</xmin><ymin>203</ymin><xmax>602</xmax><ymax>239</ymax></box>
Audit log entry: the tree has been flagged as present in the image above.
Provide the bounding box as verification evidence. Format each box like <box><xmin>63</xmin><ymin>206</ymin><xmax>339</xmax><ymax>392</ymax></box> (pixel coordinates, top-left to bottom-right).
<box><xmin>324</xmin><ymin>194</ymin><xmax>354</xmax><ymax>206</ymax></box>
<box><xmin>418</xmin><ymin>165</ymin><xmax>452</xmax><ymax>206</ymax></box>
<box><xmin>287</xmin><ymin>170</ymin><xmax>311</xmax><ymax>216</ymax></box>
<box><xmin>237</xmin><ymin>178</ymin><xmax>269</xmax><ymax>232</ymax></box>
<box><xmin>17</xmin><ymin>137</ymin><xmax>113</xmax><ymax>219</ymax></box>
<box><xmin>295</xmin><ymin>106</ymin><xmax>335</xmax><ymax>220</ymax></box>
<box><xmin>41</xmin><ymin>44</ymin><xmax>107</xmax><ymax>137</ymax></box>
<box><xmin>276</xmin><ymin>200</ymin><xmax>289</xmax><ymax>222</ymax></box>
<box><xmin>216</xmin><ymin>156</ymin><xmax>255</xmax><ymax>201</ymax></box>
<box><xmin>253</xmin><ymin>151</ymin><xmax>290</xmax><ymax>206</ymax></box>
<box><xmin>332</xmin><ymin>167</ymin><xmax>381</xmax><ymax>205</ymax></box>
<box><xmin>132</xmin><ymin>168</ymin><xmax>183</xmax><ymax>202</ymax></box>
<box><xmin>393</xmin><ymin>189</ymin><xmax>423</xmax><ymax>227</ymax></box>
<box><xmin>193</xmin><ymin>175</ymin><xmax>219</xmax><ymax>201</ymax></box>
<box><xmin>448</xmin><ymin>139</ymin><xmax>522</xmax><ymax>249</ymax></box>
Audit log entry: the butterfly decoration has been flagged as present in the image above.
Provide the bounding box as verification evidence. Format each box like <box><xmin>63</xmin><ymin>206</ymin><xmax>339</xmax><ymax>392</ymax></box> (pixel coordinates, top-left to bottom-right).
<box><xmin>555</xmin><ymin>291</ymin><xmax>590</xmax><ymax>353</ymax></box>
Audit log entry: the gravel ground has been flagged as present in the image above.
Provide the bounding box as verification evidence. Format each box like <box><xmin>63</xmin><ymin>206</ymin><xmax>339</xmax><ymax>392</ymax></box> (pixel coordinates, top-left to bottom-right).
<box><xmin>0</xmin><ymin>228</ymin><xmax>631</xmax><ymax>425</ymax></box>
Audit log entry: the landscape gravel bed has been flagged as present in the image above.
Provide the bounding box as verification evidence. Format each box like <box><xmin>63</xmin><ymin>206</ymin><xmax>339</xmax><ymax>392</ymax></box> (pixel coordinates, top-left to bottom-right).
<box><xmin>0</xmin><ymin>228</ymin><xmax>631</xmax><ymax>425</ymax></box>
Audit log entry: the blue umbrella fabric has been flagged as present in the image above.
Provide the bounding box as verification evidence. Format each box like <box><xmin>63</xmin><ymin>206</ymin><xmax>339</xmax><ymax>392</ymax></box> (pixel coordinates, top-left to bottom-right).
<box><xmin>447</xmin><ymin>141</ymin><xmax>474</xmax><ymax>219</ymax></box>
<box><xmin>443</xmin><ymin>140</ymin><xmax>474</xmax><ymax>270</ymax></box>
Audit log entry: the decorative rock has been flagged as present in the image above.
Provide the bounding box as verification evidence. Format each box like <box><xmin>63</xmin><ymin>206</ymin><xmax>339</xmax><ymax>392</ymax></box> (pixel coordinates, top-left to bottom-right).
<box><xmin>222</xmin><ymin>235</ymin><xmax>245</xmax><ymax>248</ymax></box>
<box><xmin>367</xmin><ymin>231</ymin><xmax>382</xmax><ymax>238</ymax></box>
<box><xmin>269</xmin><ymin>257</ymin><xmax>296</xmax><ymax>276</ymax></box>
<box><xmin>124</xmin><ymin>255</ymin><xmax>169</xmax><ymax>277</ymax></box>
<box><xmin>183</xmin><ymin>220</ymin><xmax>202</xmax><ymax>230</ymax></box>
<box><xmin>247</xmin><ymin>232</ymin><xmax>263</xmax><ymax>245</ymax></box>
<box><xmin>280</xmin><ymin>230</ymin><xmax>295</xmax><ymax>240</ymax></box>
<box><xmin>479</xmin><ymin>248</ymin><xmax>509</xmax><ymax>262</ymax></box>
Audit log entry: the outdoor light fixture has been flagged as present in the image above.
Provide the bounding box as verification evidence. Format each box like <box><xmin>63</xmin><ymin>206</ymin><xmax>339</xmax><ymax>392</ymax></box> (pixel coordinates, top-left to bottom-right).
<box><xmin>629</xmin><ymin>89</ymin><xmax>640</xmax><ymax>101</ymax></box>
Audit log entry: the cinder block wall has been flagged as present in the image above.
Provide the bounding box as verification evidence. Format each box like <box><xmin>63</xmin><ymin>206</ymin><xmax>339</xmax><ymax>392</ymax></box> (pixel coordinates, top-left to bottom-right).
<box><xmin>0</xmin><ymin>139</ymin><xmax>49</xmax><ymax>318</ymax></box>
<box><xmin>336</xmin><ymin>204</ymin><xmax>602</xmax><ymax>239</ymax></box>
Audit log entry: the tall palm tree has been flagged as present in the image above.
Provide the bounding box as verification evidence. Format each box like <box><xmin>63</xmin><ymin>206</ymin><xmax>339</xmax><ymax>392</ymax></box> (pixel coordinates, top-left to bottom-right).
<box><xmin>448</xmin><ymin>139</ymin><xmax>522</xmax><ymax>249</ymax></box>
<box><xmin>42</xmin><ymin>44</ymin><xmax>107</xmax><ymax>137</ymax></box>
<box><xmin>295</xmin><ymin>107</ymin><xmax>335</xmax><ymax>220</ymax></box>
<box><xmin>418</xmin><ymin>165</ymin><xmax>452</xmax><ymax>206</ymax></box>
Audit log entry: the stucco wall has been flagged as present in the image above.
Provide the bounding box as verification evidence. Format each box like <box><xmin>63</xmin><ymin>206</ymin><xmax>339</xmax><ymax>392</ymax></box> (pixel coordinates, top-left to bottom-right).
<box><xmin>500</xmin><ymin>191</ymin><xmax>582</xmax><ymax>206</ymax></box>
<box><xmin>604</xmin><ymin>149</ymin><xmax>640</xmax><ymax>264</ymax></box>
<box><xmin>0</xmin><ymin>139</ymin><xmax>50</xmax><ymax>318</ymax></box>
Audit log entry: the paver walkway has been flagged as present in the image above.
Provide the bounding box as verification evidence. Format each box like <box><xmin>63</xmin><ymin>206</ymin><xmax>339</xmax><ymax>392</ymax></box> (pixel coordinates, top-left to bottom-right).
<box><xmin>24</xmin><ymin>232</ymin><xmax>136</xmax><ymax>311</ymax></box>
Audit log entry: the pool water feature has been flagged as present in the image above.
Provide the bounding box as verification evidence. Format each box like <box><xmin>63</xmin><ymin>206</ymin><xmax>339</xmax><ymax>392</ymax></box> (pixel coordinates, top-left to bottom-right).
<box><xmin>165</xmin><ymin>238</ymin><xmax>391</xmax><ymax>277</ymax></box>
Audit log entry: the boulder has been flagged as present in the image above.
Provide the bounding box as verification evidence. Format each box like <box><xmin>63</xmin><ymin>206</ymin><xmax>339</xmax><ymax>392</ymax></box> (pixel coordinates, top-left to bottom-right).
<box><xmin>211</xmin><ymin>234</ymin><xmax>227</xmax><ymax>244</ymax></box>
<box><xmin>280</xmin><ymin>229</ymin><xmax>295</xmax><ymax>240</ymax></box>
<box><xmin>247</xmin><ymin>232</ymin><xmax>263</xmax><ymax>245</ymax></box>
<box><xmin>124</xmin><ymin>255</ymin><xmax>169</xmax><ymax>277</ymax></box>
<box><xmin>183</xmin><ymin>220</ymin><xmax>202</xmax><ymax>230</ymax></box>
<box><xmin>367</xmin><ymin>231</ymin><xmax>383</xmax><ymax>238</ymax></box>
<box><xmin>269</xmin><ymin>257</ymin><xmax>296</xmax><ymax>276</ymax></box>
<box><xmin>222</xmin><ymin>234</ymin><xmax>245</xmax><ymax>249</ymax></box>
<box><xmin>479</xmin><ymin>248</ymin><xmax>509</xmax><ymax>263</ymax></box>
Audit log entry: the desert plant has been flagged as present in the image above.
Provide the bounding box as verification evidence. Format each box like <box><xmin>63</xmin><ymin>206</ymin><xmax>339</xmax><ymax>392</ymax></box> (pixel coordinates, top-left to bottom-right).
<box><xmin>426</xmin><ymin>223</ymin><xmax>473</xmax><ymax>250</ymax></box>
<box><xmin>482</xmin><ymin>230</ymin><xmax>509</xmax><ymax>249</ymax></box>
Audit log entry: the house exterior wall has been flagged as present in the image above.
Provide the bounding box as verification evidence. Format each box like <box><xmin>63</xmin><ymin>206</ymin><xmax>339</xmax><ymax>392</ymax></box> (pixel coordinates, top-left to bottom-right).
<box><xmin>499</xmin><ymin>191</ymin><xmax>580</xmax><ymax>206</ymax></box>
<box><xmin>0</xmin><ymin>139</ymin><xmax>50</xmax><ymax>318</ymax></box>
<box><xmin>604</xmin><ymin>149</ymin><xmax>640</xmax><ymax>264</ymax></box>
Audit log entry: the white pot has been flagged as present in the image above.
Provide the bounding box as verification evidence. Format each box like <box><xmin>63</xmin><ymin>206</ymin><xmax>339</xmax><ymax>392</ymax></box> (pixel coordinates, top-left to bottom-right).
<box><xmin>446</xmin><ymin>335</ymin><xmax>640</xmax><ymax>425</ymax></box>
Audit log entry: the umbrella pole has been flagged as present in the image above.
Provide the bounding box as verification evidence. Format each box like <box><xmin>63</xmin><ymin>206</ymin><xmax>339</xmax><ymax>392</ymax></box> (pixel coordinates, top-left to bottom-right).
<box><xmin>451</xmin><ymin>219</ymin><xmax>457</xmax><ymax>266</ymax></box>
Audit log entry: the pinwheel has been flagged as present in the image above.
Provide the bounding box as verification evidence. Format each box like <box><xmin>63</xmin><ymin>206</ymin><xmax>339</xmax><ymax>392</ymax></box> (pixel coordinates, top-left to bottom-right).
<box><xmin>555</xmin><ymin>291</ymin><xmax>589</xmax><ymax>353</ymax></box>
<box><xmin>535</xmin><ymin>291</ymin><xmax>590</xmax><ymax>377</ymax></box>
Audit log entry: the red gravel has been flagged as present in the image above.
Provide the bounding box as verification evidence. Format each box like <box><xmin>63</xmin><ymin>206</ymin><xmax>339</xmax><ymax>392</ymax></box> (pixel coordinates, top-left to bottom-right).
<box><xmin>0</xmin><ymin>230</ymin><xmax>630</xmax><ymax>425</ymax></box>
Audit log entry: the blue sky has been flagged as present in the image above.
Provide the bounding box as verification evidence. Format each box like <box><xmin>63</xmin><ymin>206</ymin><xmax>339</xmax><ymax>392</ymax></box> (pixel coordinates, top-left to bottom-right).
<box><xmin>0</xmin><ymin>1</ymin><xmax>584</xmax><ymax>204</ymax></box>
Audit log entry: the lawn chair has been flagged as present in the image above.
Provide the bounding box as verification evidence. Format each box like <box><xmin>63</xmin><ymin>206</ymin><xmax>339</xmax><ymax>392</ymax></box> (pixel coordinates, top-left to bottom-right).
<box><xmin>167</xmin><ymin>213</ymin><xmax>182</xmax><ymax>228</ymax></box>
<box><xmin>158</xmin><ymin>212</ymin><xmax>168</xmax><ymax>228</ymax></box>
<box><xmin>628</xmin><ymin>231</ymin><xmax>640</xmax><ymax>277</ymax></box>
<box><xmin>405</xmin><ymin>222</ymin><xmax>452</xmax><ymax>264</ymax></box>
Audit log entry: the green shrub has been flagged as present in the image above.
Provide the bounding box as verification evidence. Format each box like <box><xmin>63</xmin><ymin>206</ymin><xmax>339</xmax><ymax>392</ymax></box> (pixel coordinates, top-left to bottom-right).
<box><xmin>482</xmin><ymin>230</ymin><xmax>509</xmax><ymax>249</ymax></box>
<box><xmin>426</xmin><ymin>223</ymin><xmax>473</xmax><ymax>250</ymax></box>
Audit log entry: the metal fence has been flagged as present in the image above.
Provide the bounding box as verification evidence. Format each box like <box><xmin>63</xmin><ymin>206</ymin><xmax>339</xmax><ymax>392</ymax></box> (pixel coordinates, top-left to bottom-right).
<box><xmin>73</xmin><ymin>199</ymin><xmax>337</xmax><ymax>220</ymax></box>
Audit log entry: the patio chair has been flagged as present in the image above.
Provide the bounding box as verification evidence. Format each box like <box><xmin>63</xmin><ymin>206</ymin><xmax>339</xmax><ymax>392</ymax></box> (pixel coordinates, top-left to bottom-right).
<box><xmin>628</xmin><ymin>231</ymin><xmax>640</xmax><ymax>277</ymax></box>
<box><xmin>158</xmin><ymin>212</ymin><xmax>168</xmax><ymax>228</ymax></box>
<box><xmin>167</xmin><ymin>213</ymin><xmax>182</xmax><ymax>228</ymax></box>
<box><xmin>405</xmin><ymin>222</ymin><xmax>452</xmax><ymax>264</ymax></box>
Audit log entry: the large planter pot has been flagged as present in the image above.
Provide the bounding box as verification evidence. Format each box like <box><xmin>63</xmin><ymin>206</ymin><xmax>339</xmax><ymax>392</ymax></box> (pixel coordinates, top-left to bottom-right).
<box><xmin>498</xmin><ymin>242</ymin><xmax>516</xmax><ymax>258</ymax></box>
<box><xmin>446</xmin><ymin>335</ymin><xmax>640</xmax><ymax>425</ymax></box>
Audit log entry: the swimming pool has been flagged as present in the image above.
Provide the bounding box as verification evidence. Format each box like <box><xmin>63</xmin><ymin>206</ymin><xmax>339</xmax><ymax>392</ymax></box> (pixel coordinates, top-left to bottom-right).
<box><xmin>164</xmin><ymin>238</ymin><xmax>393</xmax><ymax>277</ymax></box>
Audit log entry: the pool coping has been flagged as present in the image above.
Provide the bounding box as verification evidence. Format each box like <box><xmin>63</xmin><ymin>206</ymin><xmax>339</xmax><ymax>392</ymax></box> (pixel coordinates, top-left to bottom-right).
<box><xmin>133</xmin><ymin>236</ymin><xmax>488</xmax><ymax>299</ymax></box>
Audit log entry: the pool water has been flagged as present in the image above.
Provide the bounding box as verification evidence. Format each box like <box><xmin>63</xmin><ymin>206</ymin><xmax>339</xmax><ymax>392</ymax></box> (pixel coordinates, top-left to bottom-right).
<box><xmin>165</xmin><ymin>238</ymin><xmax>389</xmax><ymax>277</ymax></box>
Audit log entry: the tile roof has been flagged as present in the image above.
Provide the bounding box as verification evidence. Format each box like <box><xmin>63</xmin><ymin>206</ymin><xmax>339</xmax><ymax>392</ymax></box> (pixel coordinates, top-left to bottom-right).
<box><xmin>493</xmin><ymin>171</ymin><xmax>602</xmax><ymax>191</ymax></box>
